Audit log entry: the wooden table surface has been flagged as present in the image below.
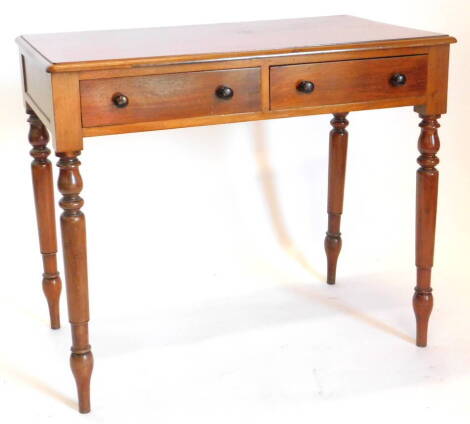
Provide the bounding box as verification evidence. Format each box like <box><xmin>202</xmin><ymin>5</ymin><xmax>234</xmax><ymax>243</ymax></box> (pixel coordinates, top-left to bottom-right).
<box><xmin>20</xmin><ymin>15</ymin><xmax>450</xmax><ymax>71</ymax></box>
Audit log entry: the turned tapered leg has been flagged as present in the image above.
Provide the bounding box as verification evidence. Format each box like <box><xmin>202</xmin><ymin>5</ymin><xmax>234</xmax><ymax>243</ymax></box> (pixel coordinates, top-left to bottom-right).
<box><xmin>26</xmin><ymin>106</ymin><xmax>62</xmax><ymax>329</ymax></box>
<box><xmin>57</xmin><ymin>152</ymin><xmax>93</xmax><ymax>413</ymax></box>
<box><xmin>324</xmin><ymin>113</ymin><xmax>349</xmax><ymax>284</ymax></box>
<box><xmin>414</xmin><ymin>114</ymin><xmax>440</xmax><ymax>347</ymax></box>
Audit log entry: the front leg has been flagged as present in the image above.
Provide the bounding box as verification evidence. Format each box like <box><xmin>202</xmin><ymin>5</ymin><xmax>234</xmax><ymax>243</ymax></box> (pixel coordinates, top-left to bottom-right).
<box><xmin>414</xmin><ymin>114</ymin><xmax>440</xmax><ymax>347</ymax></box>
<box><xmin>57</xmin><ymin>151</ymin><xmax>93</xmax><ymax>413</ymax></box>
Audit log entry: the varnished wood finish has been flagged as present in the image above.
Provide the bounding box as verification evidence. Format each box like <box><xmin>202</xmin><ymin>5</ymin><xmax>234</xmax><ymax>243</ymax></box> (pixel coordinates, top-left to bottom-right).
<box><xmin>80</xmin><ymin>68</ymin><xmax>261</xmax><ymax>127</ymax></box>
<box><xmin>18</xmin><ymin>43</ymin><xmax>83</xmax><ymax>152</ymax></box>
<box><xmin>414</xmin><ymin>114</ymin><xmax>440</xmax><ymax>347</ymax></box>
<box><xmin>81</xmin><ymin>97</ymin><xmax>426</xmax><ymax>137</ymax></box>
<box><xmin>16</xmin><ymin>21</ymin><xmax>455</xmax><ymax>151</ymax></box>
<box><xmin>270</xmin><ymin>55</ymin><xmax>427</xmax><ymax>110</ymax></box>
<box><xmin>21</xmin><ymin>53</ymin><xmax>54</xmax><ymax>121</ymax></box>
<box><xmin>324</xmin><ymin>113</ymin><xmax>349</xmax><ymax>285</ymax></box>
<box><xmin>18</xmin><ymin>16</ymin><xmax>453</xmax><ymax>72</ymax></box>
<box><xmin>57</xmin><ymin>152</ymin><xmax>93</xmax><ymax>413</ymax></box>
<box><xmin>51</xmin><ymin>72</ymin><xmax>83</xmax><ymax>152</ymax></box>
<box><xmin>77</xmin><ymin>46</ymin><xmax>431</xmax><ymax>80</ymax></box>
<box><xmin>27</xmin><ymin>105</ymin><xmax>62</xmax><ymax>329</ymax></box>
<box><xmin>415</xmin><ymin>45</ymin><xmax>450</xmax><ymax>115</ymax></box>
<box><xmin>16</xmin><ymin>17</ymin><xmax>455</xmax><ymax>413</ymax></box>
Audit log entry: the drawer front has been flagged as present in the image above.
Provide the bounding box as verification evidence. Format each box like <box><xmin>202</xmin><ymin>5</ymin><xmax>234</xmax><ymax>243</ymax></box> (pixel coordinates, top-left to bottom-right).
<box><xmin>270</xmin><ymin>55</ymin><xmax>427</xmax><ymax>110</ymax></box>
<box><xmin>80</xmin><ymin>68</ymin><xmax>261</xmax><ymax>127</ymax></box>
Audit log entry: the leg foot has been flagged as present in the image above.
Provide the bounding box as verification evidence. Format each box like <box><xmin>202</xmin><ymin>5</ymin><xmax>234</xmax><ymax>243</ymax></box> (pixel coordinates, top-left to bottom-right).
<box><xmin>71</xmin><ymin>351</ymin><xmax>94</xmax><ymax>413</ymax></box>
<box><xmin>413</xmin><ymin>281</ymin><xmax>433</xmax><ymax>347</ymax></box>
<box><xmin>42</xmin><ymin>270</ymin><xmax>62</xmax><ymax>329</ymax></box>
<box><xmin>324</xmin><ymin>232</ymin><xmax>341</xmax><ymax>284</ymax></box>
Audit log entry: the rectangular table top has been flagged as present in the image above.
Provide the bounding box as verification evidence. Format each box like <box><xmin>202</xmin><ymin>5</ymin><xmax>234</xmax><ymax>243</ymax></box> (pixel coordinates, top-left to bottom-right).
<box><xmin>18</xmin><ymin>16</ymin><xmax>452</xmax><ymax>72</ymax></box>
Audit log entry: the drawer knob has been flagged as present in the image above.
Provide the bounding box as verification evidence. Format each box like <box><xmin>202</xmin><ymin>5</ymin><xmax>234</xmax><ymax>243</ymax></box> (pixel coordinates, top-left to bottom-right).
<box><xmin>112</xmin><ymin>93</ymin><xmax>129</xmax><ymax>108</ymax></box>
<box><xmin>215</xmin><ymin>85</ymin><xmax>234</xmax><ymax>99</ymax></box>
<box><xmin>390</xmin><ymin>73</ymin><xmax>407</xmax><ymax>87</ymax></box>
<box><xmin>296</xmin><ymin>80</ymin><xmax>315</xmax><ymax>93</ymax></box>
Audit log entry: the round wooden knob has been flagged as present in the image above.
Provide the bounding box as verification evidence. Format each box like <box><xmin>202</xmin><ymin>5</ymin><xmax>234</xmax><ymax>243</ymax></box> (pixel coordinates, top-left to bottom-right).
<box><xmin>112</xmin><ymin>93</ymin><xmax>129</xmax><ymax>108</ymax></box>
<box><xmin>215</xmin><ymin>85</ymin><xmax>234</xmax><ymax>99</ymax></box>
<box><xmin>296</xmin><ymin>80</ymin><xmax>315</xmax><ymax>93</ymax></box>
<box><xmin>390</xmin><ymin>73</ymin><xmax>407</xmax><ymax>87</ymax></box>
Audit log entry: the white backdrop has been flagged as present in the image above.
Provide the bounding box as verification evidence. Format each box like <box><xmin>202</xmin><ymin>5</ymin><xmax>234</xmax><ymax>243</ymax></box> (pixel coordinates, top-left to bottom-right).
<box><xmin>1</xmin><ymin>1</ymin><xmax>469</xmax><ymax>423</ymax></box>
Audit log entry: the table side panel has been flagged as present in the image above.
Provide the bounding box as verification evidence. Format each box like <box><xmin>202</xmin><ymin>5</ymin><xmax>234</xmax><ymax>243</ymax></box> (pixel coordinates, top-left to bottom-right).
<box><xmin>21</xmin><ymin>54</ymin><xmax>54</xmax><ymax>121</ymax></box>
<box><xmin>17</xmin><ymin>39</ymin><xmax>55</xmax><ymax>133</ymax></box>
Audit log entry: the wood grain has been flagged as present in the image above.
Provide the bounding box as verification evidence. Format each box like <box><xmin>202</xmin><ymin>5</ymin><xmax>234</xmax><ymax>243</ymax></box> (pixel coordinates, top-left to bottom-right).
<box><xmin>77</xmin><ymin>46</ymin><xmax>431</xmax><ymax>81</ymax></box>
<box><xmin>324</xmin><ymin>113</ymin><xmax>349</xmax><ymax>285</ymax></box>
<box><xmin>57</xmin><ymin>151</ymin><xmax>93</xmax><ymax>413</ymax></box>
<box><xmin>414</xmin><ymin>114</ymin><xmax>440</xmax><ymax>347</ymax></box>
<box><xmin>270</xmin><ymin>55</ymin><xmax>428</xmax><ymax>110</ymax></box>
<box><xmin>21</xmin><ymin>53</ymin><xmax>54</xmax><ymax>121</ymax></box>
<box><xmin>414</xmin><ymin>45</ymin><xmax>450</xmax><ymax>115</ymax></box>
<box><xmin>81</xmin><ymin>96</ymin><xmax>427</xmax><ymax>137</ymax></box>
<box><xmin>17</xmin><ymin>16</ymin><xmax>455</xmax><ymax>73</ymax></box>
<box><xmin>17</xmin><ymin>37</ymin><xmax>55</xmax><ymax>134</ymax></box>
<box><xmin>80</xmin><ymin>68</ymin><xmax>261</xmax><ymax>127</ymax></box>
<box><xmin>15</xmin><ymin>16</ymin><xmax>456</xmax><ymax>414</ymax></box>
<box><xmin>51</xmin><ymin>72</ymin><xmax>83</xmax><ymax>152</ymax></box>
<box><xmin>27</xmin><ymin>105</ymin><xmax>62</xmax><ymax>329</ymax></box>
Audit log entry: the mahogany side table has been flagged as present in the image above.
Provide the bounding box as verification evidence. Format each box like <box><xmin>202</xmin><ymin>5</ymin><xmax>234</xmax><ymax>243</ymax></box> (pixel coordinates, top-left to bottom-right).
<box><xmin>16</xmin><ymin>16</ymin><xmax>456</xmax><ymax>413</ymax></box>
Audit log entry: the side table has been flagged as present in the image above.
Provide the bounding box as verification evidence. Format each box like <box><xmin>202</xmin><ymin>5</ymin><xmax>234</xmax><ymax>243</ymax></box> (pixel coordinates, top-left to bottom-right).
<box><xmin>16</xmin><ymin>15</ymin><xmax>456</xmax><ymax>413</ymax></box>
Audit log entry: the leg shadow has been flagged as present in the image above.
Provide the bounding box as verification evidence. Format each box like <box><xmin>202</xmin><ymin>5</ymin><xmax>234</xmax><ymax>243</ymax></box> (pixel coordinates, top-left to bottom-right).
<box><xmin>0</xmin><ymin>354</ymin><xmax>76</xmax><ymax>410</ymax></box>
<box><xmin>250</xmin><ymin>121</ymin><xmax>414</xmax><ymax>344</ymax></box>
